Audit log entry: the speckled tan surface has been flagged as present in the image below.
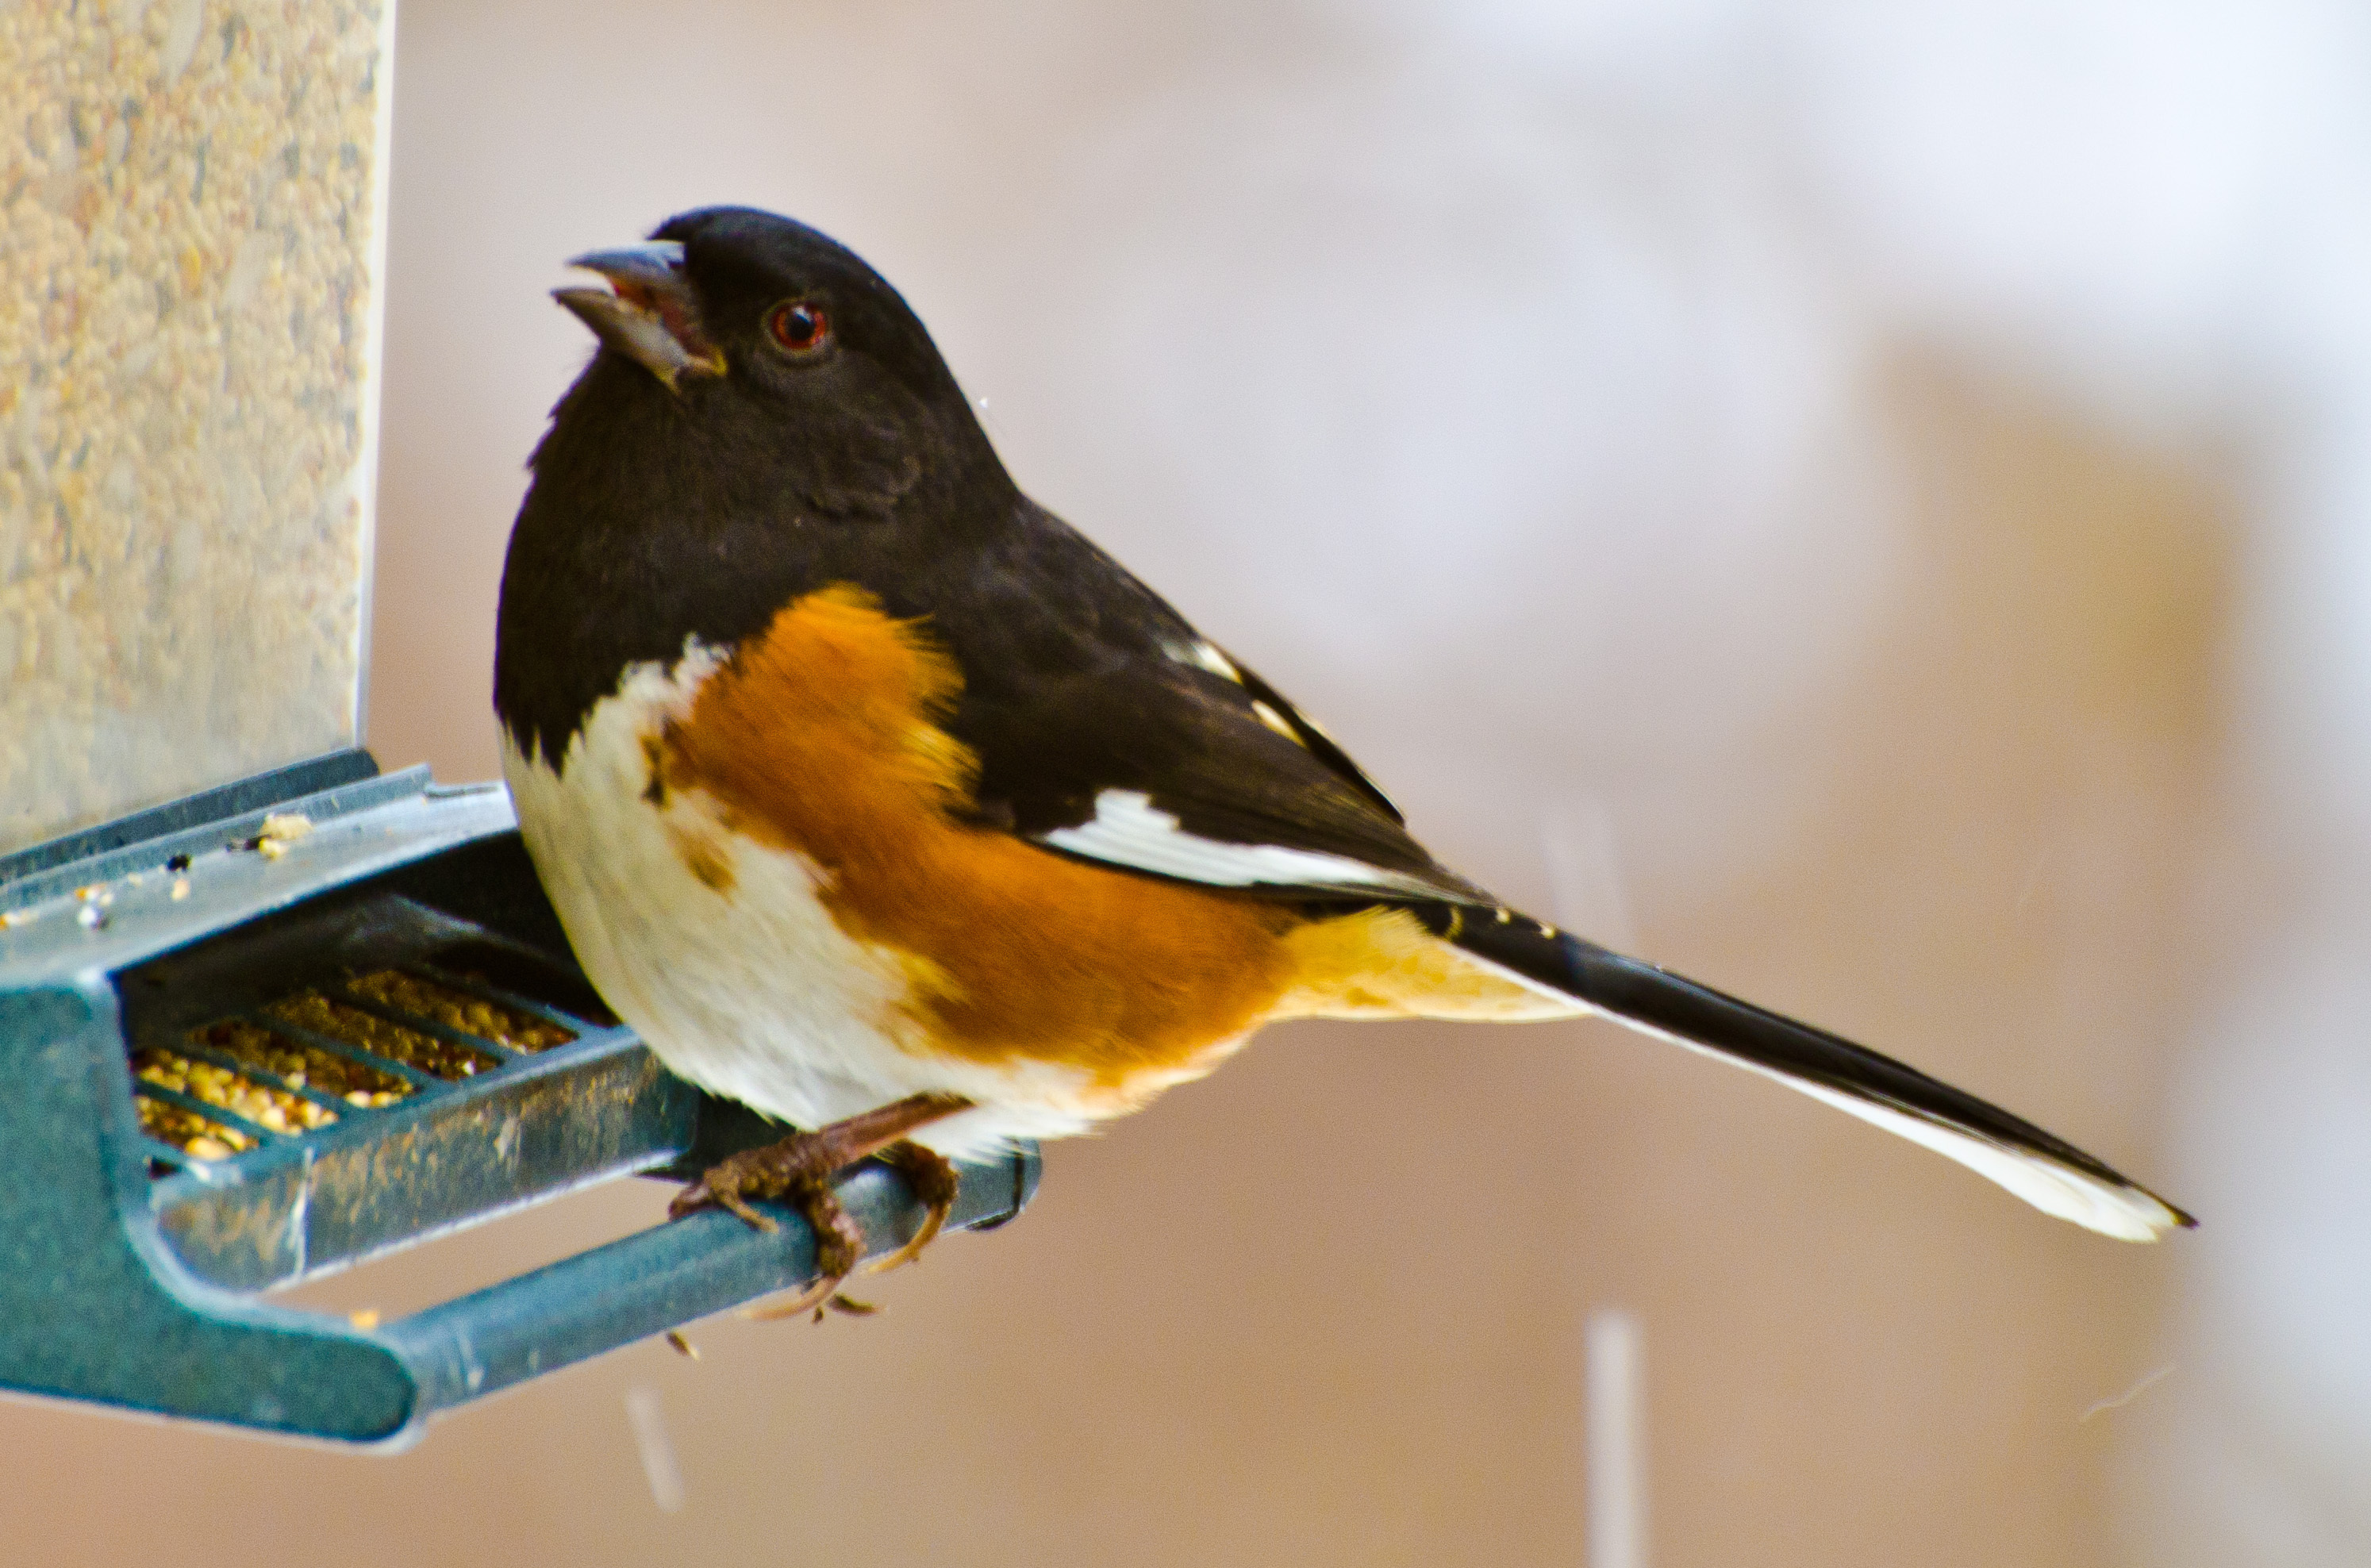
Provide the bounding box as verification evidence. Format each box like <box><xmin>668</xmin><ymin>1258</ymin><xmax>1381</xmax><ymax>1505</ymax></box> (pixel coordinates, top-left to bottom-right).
<box><xmin>1</xmin><ymin>0</ymin><xmax>392</xmax><ymax>855</ymax></box>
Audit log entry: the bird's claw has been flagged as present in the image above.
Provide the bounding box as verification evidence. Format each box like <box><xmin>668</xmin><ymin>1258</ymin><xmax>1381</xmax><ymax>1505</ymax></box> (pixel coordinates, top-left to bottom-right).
<box><xmin>863</xmin><ymin>1141</ymin><xmax>961</xmax><ymax>1276</ymax></box>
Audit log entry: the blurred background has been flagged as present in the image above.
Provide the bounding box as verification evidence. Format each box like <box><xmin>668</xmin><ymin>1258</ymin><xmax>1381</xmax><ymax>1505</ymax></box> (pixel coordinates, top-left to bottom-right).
<box><xmin>11</xmin><ymin>0</ymin><xmax>2371</xmax><ymax>1562</ymax></box>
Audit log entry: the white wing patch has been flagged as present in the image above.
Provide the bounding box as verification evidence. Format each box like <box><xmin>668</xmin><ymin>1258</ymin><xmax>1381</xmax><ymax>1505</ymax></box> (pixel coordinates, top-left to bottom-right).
<box><xmin>1250</xmin><ymin>701</ymin><xmax>1301</xmax><ymax>743</ymax></box>
<box><xmin>1164</xmin><ymin>639</ymin><xmax>1243</xmax><ymax>682</ymax></box>
<box><xmin>1039</xmin><ymin>789</ymin><xmax>1447</xmax><ymax>896</ymax></box>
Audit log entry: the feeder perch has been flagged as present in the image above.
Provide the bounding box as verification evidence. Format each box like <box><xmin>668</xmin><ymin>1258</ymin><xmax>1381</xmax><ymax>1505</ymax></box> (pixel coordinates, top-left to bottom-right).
<box><xmin>2</xmin><ymin>3</ymin><xmax>1036</xmax><ymax>1444</ymax></box>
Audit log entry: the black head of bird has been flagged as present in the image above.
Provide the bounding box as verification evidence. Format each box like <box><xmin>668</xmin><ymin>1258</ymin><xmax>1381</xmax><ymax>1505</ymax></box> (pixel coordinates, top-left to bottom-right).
<box><xmin>550</xmin><ymin>206</ymin><xmax>1009</xmax><ymax>528</ymax></box>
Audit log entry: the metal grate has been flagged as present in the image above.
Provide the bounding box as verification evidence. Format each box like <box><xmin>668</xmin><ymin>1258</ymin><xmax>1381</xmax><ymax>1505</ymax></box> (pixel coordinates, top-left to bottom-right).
<box><xmin>119</xmin><ymin>889</ymin><xmax>676</xmax><ymax>1293</ymax></box>
<box><xmin>139</xmin><ymin>957</ymin><xmax>576</xmax><ymax>1166</ymax></box>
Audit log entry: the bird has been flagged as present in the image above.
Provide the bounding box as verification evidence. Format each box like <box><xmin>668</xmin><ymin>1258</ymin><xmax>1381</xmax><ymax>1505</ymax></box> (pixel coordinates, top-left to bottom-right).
<box><xmin>494</xmin><ymin>206</ymin><xmax>2192</xmax><ymax>1317</ymax></box>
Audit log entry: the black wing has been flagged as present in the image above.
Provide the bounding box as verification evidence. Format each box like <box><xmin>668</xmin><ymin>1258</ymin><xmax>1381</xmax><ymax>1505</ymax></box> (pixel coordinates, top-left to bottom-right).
<box><xmin>914</xmin><ymin>498</ymin><xmax>1496</xmax><ymax>907</ymax></box>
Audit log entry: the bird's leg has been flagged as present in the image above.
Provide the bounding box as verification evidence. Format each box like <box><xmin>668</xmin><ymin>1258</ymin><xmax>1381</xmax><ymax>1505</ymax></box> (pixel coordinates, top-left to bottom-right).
<box><xmin>863</xmin><ymin>1139</ymin><xmax>963</xmax><ymax>1276</ymax></box>
<box><xmin>669</xmin><ymin>1093</ymin><xmax>972</xmax><ymax>1228</ymax></box>
<box><xmin>670</xmin><ymin>1093</ymin><xmax>971</xmax><ymax>1319</ymax></box>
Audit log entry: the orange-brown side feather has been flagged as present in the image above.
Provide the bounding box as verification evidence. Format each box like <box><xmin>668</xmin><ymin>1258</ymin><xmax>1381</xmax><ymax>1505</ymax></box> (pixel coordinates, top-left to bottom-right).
<box><xmin>659</xmin><ymin>587</ymin><xmax>1301</xmax><ymax>1089</ymax></box>
<box><xmin>659</xmin><ymin>586</ymin><xmax>1574</xmax><ymax>1098</ymax></box>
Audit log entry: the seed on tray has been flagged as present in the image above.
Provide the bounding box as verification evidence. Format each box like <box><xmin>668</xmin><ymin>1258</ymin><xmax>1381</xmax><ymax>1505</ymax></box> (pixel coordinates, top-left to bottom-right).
<box><xmin>267</xmin><ymin>992</ymin><xmax>502</xmax><ymax>1079</ymax></box>
<box><xmin>344</xmin><ymin>970</ymin><xmax>575</xmax><ymax>1053</ymax></box>
<box><xmin>134</xmin><ymin>1047</ymin><xmax>338</xmax><ymax>1159</ymax></box>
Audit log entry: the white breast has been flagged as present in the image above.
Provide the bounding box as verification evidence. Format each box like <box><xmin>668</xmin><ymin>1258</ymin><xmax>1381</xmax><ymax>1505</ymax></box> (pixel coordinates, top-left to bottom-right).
<box><xmin>500</xmin><ymin>651</ymin><xmax>1105</xmax><ymax>1162</ymax></box>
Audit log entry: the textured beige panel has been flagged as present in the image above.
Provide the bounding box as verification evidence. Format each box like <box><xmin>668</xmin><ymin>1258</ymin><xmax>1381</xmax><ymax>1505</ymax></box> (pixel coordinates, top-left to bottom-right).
<box><xmin>0</xmin><ymin>0</ymin><xmax>393</xmax><ymax>853</ymax></box>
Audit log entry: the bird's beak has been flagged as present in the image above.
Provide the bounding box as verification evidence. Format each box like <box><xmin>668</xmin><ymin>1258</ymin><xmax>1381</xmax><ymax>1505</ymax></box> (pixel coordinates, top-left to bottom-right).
<box><xmin>554</xmin><ymin>240</ymin><xmax>727</xmax><ymax>390</ymax></box>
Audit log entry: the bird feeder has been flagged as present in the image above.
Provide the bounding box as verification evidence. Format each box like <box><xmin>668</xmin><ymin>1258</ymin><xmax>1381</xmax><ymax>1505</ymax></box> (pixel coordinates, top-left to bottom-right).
<box><xmin>0</xmin><ymin>2</ymin><xmax>1036</xmax><ymax>1446</ymax></box>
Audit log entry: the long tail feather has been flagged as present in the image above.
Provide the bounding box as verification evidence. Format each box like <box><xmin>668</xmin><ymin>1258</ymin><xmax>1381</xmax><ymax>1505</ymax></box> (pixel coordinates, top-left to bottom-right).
<box><xmin>1449</xmin><ymin>913</ymin><xmax>2195</xmax><ymax>1241</ymax></box>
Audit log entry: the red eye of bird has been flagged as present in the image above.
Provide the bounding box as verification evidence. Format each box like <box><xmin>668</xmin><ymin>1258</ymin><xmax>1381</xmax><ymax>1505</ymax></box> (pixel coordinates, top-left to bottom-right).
<box><xmin>767</xmin><ymin>301</ymin><xmax>830</xmax><ymax>354</ymax></box>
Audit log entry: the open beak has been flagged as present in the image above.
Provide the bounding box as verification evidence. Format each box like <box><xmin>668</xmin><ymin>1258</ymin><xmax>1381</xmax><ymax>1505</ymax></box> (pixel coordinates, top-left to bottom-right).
<box><xmin>554</xmin><ymin>240</ymin><xmax>726</xmax><ymax>390</ymax></box>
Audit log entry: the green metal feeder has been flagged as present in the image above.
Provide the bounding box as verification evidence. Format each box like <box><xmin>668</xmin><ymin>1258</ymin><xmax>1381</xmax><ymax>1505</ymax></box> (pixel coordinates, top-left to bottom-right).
<box><xmin>0</xmin><ymin>754</ymin><xmax>1037</xmax><ymax>1445</ymax></box>
<box><xmin>0</xmin><ymin>4</ymin><xmax>1036</xmax><ymax>1445</ymax></box>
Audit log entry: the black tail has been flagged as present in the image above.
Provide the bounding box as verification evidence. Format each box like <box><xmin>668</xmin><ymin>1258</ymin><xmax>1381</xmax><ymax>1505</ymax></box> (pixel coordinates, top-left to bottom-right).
<box><xmin>1450</xmin><ymin>913</ymin><xmax>2194</xmax><ymax>1240</ymax></box>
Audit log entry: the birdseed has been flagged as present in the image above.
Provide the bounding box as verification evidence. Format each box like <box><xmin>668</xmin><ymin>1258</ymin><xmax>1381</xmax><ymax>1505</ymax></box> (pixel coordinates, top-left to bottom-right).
<box><xmin>185</xmin><ymin>1013</ymin><xmax>409</xmax><ymax>1103</ymax></box>
<box><xmin>131</xmin><ymin>967</ymin><xmax>571</xmax><ymax>1161</ymax></box>
<box><xmin>134</xmin><ymin>1043</ymin><xmax>338</xmax><ymax>1156</ymax></box>
<box><xmin>265</xmin><ymin>990</ymin><xmax>504</xmax><ymax>1078</ymax></box>
<box><xmin>0</xmin><ymin>0</ymin><xmax>394</xmax><ymax>855</ymax></box>
<box><xmin>344</xmin><ymin>968</ymin><xmax>576</xmax><ymax>1052</ymax></box>
<box><xmin>136</xmin><ymin>1096</ymin><xmax>252</xmax><ymax>1161</ymax></box>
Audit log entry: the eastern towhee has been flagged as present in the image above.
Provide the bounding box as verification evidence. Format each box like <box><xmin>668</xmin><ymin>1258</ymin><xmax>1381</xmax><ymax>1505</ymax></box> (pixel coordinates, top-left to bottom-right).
<box><xmin>494</xmin><ymin>206</ymin><xmax>2191</xmax><ymax>1318</ymax></box>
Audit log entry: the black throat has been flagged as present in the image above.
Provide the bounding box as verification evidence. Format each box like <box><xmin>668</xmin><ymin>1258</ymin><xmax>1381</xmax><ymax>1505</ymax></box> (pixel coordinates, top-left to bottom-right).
<box><xmin>493</xmin><ymin>348</ymin><xmax>1017</xmax><ymax>769</ymax></box>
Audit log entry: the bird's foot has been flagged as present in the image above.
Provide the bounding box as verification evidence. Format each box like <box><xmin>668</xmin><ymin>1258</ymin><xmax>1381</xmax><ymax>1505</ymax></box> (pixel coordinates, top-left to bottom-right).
<box><xmin>863</xmin><ymin>1140</ymin><xmax>962</xmax><ymax>1276</ymax></box>
<box><xmin>668</xmin><ymin>1093</ymin><xmax>971</xmax><ymax>1320</ymax></box>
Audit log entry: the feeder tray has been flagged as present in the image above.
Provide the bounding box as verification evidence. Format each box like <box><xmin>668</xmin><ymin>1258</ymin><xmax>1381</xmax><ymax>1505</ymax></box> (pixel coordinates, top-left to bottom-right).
<box><xmin>0</xmin><ymin>751</ymin><xmax>1039</xmax><ymax>1445</ymax></box>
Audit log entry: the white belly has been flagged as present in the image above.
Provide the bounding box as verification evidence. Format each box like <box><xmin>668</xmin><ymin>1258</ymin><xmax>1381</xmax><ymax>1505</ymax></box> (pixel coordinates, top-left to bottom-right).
<box><xmin>499</xmin><ymin>652</ymin><xmax>1104</xmax><ymax>1162</ymax></box>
